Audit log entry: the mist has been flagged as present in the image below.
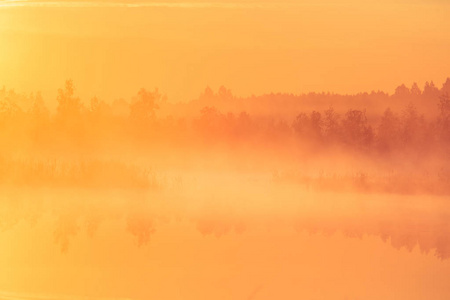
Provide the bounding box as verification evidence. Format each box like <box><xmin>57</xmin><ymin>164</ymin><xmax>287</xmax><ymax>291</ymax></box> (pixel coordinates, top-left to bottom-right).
<box><xmin>0</xmin><ymin>80</ymin><xmax>450</xmax><ymax>299</ymax></box>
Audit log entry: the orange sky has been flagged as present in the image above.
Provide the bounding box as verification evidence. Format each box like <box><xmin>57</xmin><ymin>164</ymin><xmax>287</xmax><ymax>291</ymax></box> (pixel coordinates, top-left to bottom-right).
<box><xmin>0</xmin><ymin>0</ymin><xmax>449</xmax><ymax>103</ymax></box>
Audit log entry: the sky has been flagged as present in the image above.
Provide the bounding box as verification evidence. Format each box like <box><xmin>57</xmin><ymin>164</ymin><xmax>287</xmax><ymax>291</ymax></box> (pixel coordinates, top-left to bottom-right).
<box><xmin>0</xmin><ymin>0</ymin><xmax>449</xmax><ymax>103</ymax></box>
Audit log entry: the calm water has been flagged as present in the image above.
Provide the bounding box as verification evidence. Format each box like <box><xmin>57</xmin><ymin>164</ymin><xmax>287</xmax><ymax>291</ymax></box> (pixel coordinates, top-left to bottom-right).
<box><xmin>1</xmin><ymin>178</ymin><xmax>450</xmax><ymax>300</ymax></box>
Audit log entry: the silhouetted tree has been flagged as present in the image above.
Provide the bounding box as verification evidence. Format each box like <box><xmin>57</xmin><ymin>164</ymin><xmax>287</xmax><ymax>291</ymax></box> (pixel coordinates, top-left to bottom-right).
<box><xmin>441</xmin><ymin>78</ymin><xmax>450</xmax><ymax>95</ymax></box>
<box><xmin>218</xmin><ymin>86</ymin><xmax>233</xmax><ymax>100</ymax></box>
<box><xmin>423</xmin><ymin>81</ymin><xmax>440</xmax><ymax>100</ymax></box>
<box><xmin>56</xmin><ymin>80</ymin><xmax>83</xmax><ymax>119</ymax></box>
<box><xmin>438</xmin><ymin>93</ymin><xmax>450</xmax><ymax>143</ymax></box>
<box><xmin>377</xmin><ymin>108</ymin><xmax>400</xmax><ymax>152</ymax></box>
<box><xmin>30</xmin><ymin>92</ymin><xmax>48</xmax><ymax>119</ymax></box>
<box><xmin>129</xmin><ymin>88</ymin><xmax>161</xmax><ymax>126</ymax></box>
<box><xmin>411</xmin><ymin>82</ymin><xmax>421</xmax><ymax>97</ymax></box>
<box><xmin>203</xmin><ymin>86</ymin><xmax>214</xmax><ymax>98</ymax></box>
<box><xmin>89</xmin><ymin>97</ymin><xmax>111</xmax><ymax>120</ymax></box>
<box><xmin>55</xmin><ymin>80</ymin><xmax>86</xmax><ymax>141</ymax></box>
<box><xmin>399</xmin><ymin>103</ymin><xmax>428</xmax><ymax>148</ymax></box>
<box><xmin>234</xmin><ymin>111</ymin><xmax>255</xmax><ymax>140</ymax></box>
<box><xmin>194</xmin><ymin>106</ymin><xmax>226</xmax><ymax>140</ymax></box>
<box><xmin>323</xmin><ymin>107</ymin><xmax>340</xmax><ymax>142</ymax></box>
<box><xmin>292</xmin><ymin>113</ymin><xmax>309</xmax><ymax>137</ymax></box>
<box><xmin>310</xmin><ymin>111</ymin><xmax>323</xmax><ymax>140</ymax></box>
<box><xmin>0</xmin><ymin>93</ymin><xmax>22</xmax><ymax>119</ymax></box>
<box><xmin>341</xmin><ymin>109</ymin><xmax>372</xmax><ymax>148</ymax></box>
<box><xmin>394</xmin><ymin>84</ymin><xmax>411</xmax><ymax>98</ymax></box>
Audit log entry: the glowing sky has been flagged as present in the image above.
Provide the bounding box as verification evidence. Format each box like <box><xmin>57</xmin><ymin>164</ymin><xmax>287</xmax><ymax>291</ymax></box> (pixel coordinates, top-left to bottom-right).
<box><xmin>0</xmin><ymin>0</ymin><xmax>449</xmax><ymax>102</ymax></box>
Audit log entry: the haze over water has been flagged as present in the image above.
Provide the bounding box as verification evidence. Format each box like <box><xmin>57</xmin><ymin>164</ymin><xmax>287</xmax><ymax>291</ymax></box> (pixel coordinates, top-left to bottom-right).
<box><xmin>1</xmin><ymin>1</ymin><xmax>450</xmax><ymax>299</ymax></box>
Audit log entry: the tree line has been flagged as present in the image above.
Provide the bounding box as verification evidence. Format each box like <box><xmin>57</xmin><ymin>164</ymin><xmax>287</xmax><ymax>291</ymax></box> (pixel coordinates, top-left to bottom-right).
<box><xmin>0</xmin><ymin>79</ymin><xmax>449</xmax><ymax>156</ymax></box>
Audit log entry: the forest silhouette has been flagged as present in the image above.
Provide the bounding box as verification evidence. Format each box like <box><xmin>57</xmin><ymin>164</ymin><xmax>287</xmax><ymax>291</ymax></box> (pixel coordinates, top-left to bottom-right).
<box><xmin>0</xmin><ymin>79</ymin><xmax>449</xmax><ymax>193</ymax></box>
<box><xmin>1</xmin><ymin>79</ymin><xmax>450</xmax><ymax>259</ymax></box>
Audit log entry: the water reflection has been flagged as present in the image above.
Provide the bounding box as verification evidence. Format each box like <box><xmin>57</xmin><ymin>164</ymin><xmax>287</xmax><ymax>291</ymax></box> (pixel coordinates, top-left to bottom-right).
<box><xmin>1</xmin><ymin>184</ymin><xmax>450</xmax><ymax>300</ymax></box>
<box><xmin>1</xmin><ymin>186</ymin><xmax>449</xmax><ymax>259</ymax></box>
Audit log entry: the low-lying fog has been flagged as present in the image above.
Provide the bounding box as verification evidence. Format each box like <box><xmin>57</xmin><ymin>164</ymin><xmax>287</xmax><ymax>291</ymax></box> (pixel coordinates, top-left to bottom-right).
<box><xmin>1</xmin><ymin>165</ymin><xmax>450</xmax><ymax>300</ymax></box>
<box><xmin>1</xmin><ymin>82</ymin><xmax>450</xmax><ymax>299</ymax></box>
